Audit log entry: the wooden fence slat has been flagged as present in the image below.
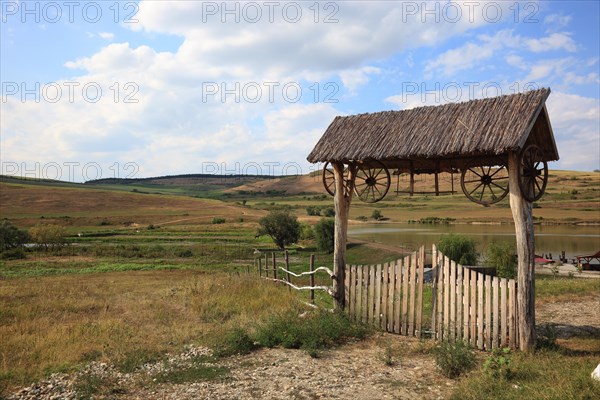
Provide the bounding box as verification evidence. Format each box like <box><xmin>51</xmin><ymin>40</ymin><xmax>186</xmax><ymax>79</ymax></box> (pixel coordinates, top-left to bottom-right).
<box><xmin>431</xmin><ymin>258</ymin><xmax>438</xmax><ymax>338</ymax></box>
<box><xmin>436</xmin><ymin>254</ymin><xmax>444</xmax><ymax>340</ymax></box>
<box><xmin>443</xmin><ymin>256</ymin><xmax>450</xmax><ymax>340</ymax></box>
<box><xmin>356</xmin><ymin>265</ymin><xmax>363</xmax><ymax>322</ymax></box>
<box><xmin>367</xmin><ymin>265</ymin><xmax>375</xmax><ymax>325</ymax></box>
<box><xmin>463</xmin><ymin>268</ymin><xmax>470</xmax><ymax>344</ymax></box>
<box><xmin>477</xmin><ymin>272</ymin><xmax>484</xmax><ymax>350</ymax></box>
<box><xmin>408</xmin><ymin>253</ymin><xmax>417</xmax><ymax>336</ymax></box>
<box><xmin>387</xmin><ymin>262</ymin><xmax>395</xmax><ymax>332</ymax></box>
<box><xmin>375</xmin><ymin>264</ymin><xmax>382</xmax><ymax>328</ymax></box>
<box><xmin>456</xmin><ymin>263</ymin><xmax>463</xmax><ymax>341</ymax></box>
<box><xmin>470</xmin><ymin>271</ymin><xmax>477</xmax><ymax>347</ymax></box>
<box><xmin>349</xmin><ymin>265</ymin><xmax>356</xmax><ymax>319</ymax></box>
<box><xmin>394</xmin><ymin>260</ymin><xmax>402</xmax><ymax>334</ymax></box>
<box><xmin>501</xmin><ymin>278</ymin><xmax>508</xmax><ymax>347</ymax></box>
<box><xmin>416</xmin><ymin>246</ymin><xmax>425</xmax><ymax>337</ymax></box>
<box><xmin>485</xmin><ymin>274</ymin><xmax>492</xmax><ymax>350</ymax></box>
<box><xmin>311</xmin><ymin>255</ymin><xmax>316</xmax><ymax>304</ymax></box>
<box><xmin>449</xmin><ymin>260</ymin><xmax>456</xmax><ymax>340</ymax></box>
<box><xmin>508</xmin><ymin>279</ymin><xmax>516</xmax><ymax>349</ymax></box>
<box><xmin>402</xmin><ymin>255</ymin><xmax>410</xmax><ymax>335</ymax></box>
<box><xmin>362</xmin><ymin>266</ymin><xmax>369</xmax><ymax>324</ymax></box>
<box><xmin>381</xmin><ymin>262</ymin><xmax>389</xmax><ymax>330</ymax></box>
<box><xmin>492</xmin><ymin>276</ymin><xmax>499</xmax><ymax>348</ymax></box>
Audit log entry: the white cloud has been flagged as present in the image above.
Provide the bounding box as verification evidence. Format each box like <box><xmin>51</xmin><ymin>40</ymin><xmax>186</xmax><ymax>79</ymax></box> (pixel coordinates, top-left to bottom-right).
<box><xmin>525</xmin><ymin>32</ymin><xmax>577</xmax><ymax>52</ymax></box>
<box><xmin>544</xmin><ymin>14</ymin><xmax>572</xmax><ymax>29</ymax></box>
<box><xmin>98</xmin><ymin>32</ymin><xmax>115</xmax><ymax>40</ymax></box>
<box><xmin>339</xmin><ymin>66</ymin><xmax>381</xmax><ymax>93</ymax></box>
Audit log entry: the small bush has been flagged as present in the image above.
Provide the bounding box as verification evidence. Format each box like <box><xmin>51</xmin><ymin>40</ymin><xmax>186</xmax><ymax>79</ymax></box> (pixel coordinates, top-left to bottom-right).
<box><xmin>212</xmin><ymin>217</ymin><xmax>226</xmax><ymax>224</ymax></box>
<box><xmin>0</xmin><ymin>219</ymin><xmax>29</xmax><ymax>252</ymax></box>
<box><xmin>433</xmin><ymin>339</ymin><xmax>477</xmax><ymax>378</ymax></box>
<box><xmin>323</xmin><ymin>207</ymin><xmax>335</xmax><ymax>217</ymax></box>
<box><xmin>177</xmin><ymin>249</ymin><xmax>194</xmax><ymax>258</ymax></box>
<box><xmin>299</xmin><ymin>223</ymin><xmax>315</xmax><ymax>240</ymax></box>
<box><xmin>486</xmin><ymin>241</ymin><xmax>517</xmax><ymax>279</ymax></box>
<box><xmin>306</xmin><ymin>206</ymin><xmax>321</xmax><ymax>216</ymax></box>
<box><xmin>536</xmin><ymin>323</ymin><xmax>558</xmax><ymax>350</ymax></box>
<box><xmin>484</xmin><ymin>347</ymin><xmax>512</xmax><ymax>380</ymax></box>
<box><xmin>314</xmin><ymin>218</ymin><xmax>335</xmax><ymax>253</ymax></box>
<box><xmin>356</xmin><ymin>215</ymin><xmax>368</xmax><ymax>221</ymax></box>
<box><xmin>29</xmin><ymin>223</ymin><xmax>67</xmax><ymax>251</ymax></box>
<box><xmin>438</xmin><ymin>234</ymin><xmax>478</xmax><ymax>266</ymax></box>
<box><xmin>371</xmin><ymin>209</ymin><xmax>383</xmax><ymax>220</ymax></box>
<box><xmin>0</xmin><ymin>247</ymin><xmax>26</xmax><ymax>260</ymax></box>
<box><xmin>213</xmin><ymin>327</ymin><xmax>256</xmax><ymax>357</ymax></box>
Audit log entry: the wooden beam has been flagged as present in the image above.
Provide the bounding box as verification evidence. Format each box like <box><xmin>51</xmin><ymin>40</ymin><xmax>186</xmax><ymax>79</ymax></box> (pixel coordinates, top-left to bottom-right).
<box><xmin>332</xmin><ymin>162</ymin><xmax>356</xmax><ymax>310</ymax></box>
<box><xmin>508</xmin><ymin>151</ymin><xmax>536</xmax><ymax>351</ymax></box>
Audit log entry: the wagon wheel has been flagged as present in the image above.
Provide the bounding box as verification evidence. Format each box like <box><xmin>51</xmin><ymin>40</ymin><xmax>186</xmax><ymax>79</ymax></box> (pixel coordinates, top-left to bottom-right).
<box><xmin>354</xmin><ymin>161</ymin><xmax>391</xmax><ymax>203</ymax></box>
<box><xmin>518</xmin><ymin>144</ymin><xmax>548</xmax><ymax>202</ymax></box>
<box><xmin>322</xmin><ymin>162</ymin><xmax>351</xmax><ymax>197</ymax></box>
<box><xmin>460</xmin><ymin>164</ymin><xmax>509</xmax><ymax>205</ymax></box>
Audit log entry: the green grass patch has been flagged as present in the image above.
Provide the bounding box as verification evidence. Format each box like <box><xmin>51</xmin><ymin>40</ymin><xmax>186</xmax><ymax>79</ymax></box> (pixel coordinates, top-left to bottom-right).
<box><xmin>536</xmin><ymin>275</ymin><xmax>600</xmax><ymax>300</ymax></box>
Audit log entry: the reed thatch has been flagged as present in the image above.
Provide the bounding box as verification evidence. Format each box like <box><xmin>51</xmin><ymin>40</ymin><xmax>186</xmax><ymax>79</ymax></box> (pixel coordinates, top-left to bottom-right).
<box><xmin>307</xmin><ymin>88</ymin><xmax>558</xmax><ymax>170</ymax></box>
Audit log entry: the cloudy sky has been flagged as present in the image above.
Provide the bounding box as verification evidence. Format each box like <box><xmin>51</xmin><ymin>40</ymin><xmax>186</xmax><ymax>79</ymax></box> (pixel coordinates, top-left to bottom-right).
<box><xmin>1</xmin><ymin>0</ymin><xmax>599</xmax><ymax>181</ymax></box>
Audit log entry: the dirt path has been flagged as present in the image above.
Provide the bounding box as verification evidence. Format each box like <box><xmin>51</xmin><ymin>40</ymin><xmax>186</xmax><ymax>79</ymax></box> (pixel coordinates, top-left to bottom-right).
<box><xmin>536</xmin><ymin>296</ymin><xmax>600</xmax><ymax>338</ymax></box>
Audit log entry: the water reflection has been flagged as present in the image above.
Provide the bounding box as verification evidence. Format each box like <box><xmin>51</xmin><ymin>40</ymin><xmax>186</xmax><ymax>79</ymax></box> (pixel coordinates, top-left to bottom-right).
<box><xmin>348</xmin><ymin>223</ymin><xmax>600</xmax><ymax>261</ymax></box>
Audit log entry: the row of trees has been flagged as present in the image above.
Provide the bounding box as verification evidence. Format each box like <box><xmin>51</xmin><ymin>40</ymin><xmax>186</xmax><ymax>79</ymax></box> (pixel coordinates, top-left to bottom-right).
<box><xmin>0</xmin><ymin>220</ymin><xmax>67</xmax><ymax>258</ymax></box>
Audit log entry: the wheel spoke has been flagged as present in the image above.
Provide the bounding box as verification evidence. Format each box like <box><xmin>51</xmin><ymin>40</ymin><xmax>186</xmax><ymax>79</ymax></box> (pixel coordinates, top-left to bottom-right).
<box><xmin>479</xmin><ymin>185</ymin><xmax>486</xmax><ymax>201</ymax></box>
<box><xmin>491</xmin><ymin>182</ymin><xmax>507</xmax><ymax>191</ymax></box>
<box><xmin>488</xmin><ymin>184</ymin><xmax>496</xmax><ymax>199</ymax></box>
<box><xmin>489</xmin><ymin>167</ymin><xmax>505</xmax><ymax>178</ymax></box>
<box><xmin>469</xmin><ymin>182</ymin><xmax>484</xmax><ymax>196</ymax></box>
<box><xmin>469</xmin><ymin>168</ymin><xmax>483</xmax><ymax>178</ymax></box>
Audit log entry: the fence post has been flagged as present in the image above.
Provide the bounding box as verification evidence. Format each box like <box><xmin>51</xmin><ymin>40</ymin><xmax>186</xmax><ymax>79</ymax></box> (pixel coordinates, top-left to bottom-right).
<box><xmin>258</xmin><ymin>256</ymin><xmax>262</xmax><ymax>278</ymax></box>
<box><xmin>272</xmin><ymin>252</ymin><xmax>277</xmax><ymax>283</ymax></box>
<box><xmin>285</xmin><ymin>250</ymin><xmax>291</xmax><ymax>291</ymax></box>
<box><xmin>310</xmin><ymin>254</ymin><xmax>315</xmax><ymax>304</ymax></box>
<box><xmin>264</xmin><ymin>253</ymin><xmax>269</xmax><ymax>279</ymax></box>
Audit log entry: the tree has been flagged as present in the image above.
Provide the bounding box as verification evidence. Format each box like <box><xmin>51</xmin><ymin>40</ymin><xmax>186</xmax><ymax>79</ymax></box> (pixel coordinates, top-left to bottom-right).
<box><xmin>371</xmin><ymin>209</ymin><xmax>383</xmax><ymax>220</ymax></box>
<box><xmin>438</xmin><ymin>234</ymin><xmax>478</xmax><ymax>266</ymax></box>
<box><xmin>0</xmin><ymin>219</ymin><xmax>29</xmax><ymax>252</ymax></box>
<box><xmin>257</xmin><ymin>211</ymin><xmax>301</xmax><ymax>249</ymax></box>
<box><xmin>29</xmin><ymin>223</ymin><xmax>67</xmax><ymax>251</ymax></box>
<box><xmin>314</xmin><ymin>218</ymin><xmax>335</xmax><ymax>253</ymax></box>
<box><xmin>486</xmin><ymin>241</ymin><xmax>517</xmax><ymax>278</ymax></box>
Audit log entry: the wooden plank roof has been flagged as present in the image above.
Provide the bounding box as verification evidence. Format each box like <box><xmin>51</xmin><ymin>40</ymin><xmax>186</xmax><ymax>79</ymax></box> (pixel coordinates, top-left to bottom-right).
<box><xmin>307</xmin><ymin>88</ymin><xmax>559</xmax><ymax>166</ymax></box>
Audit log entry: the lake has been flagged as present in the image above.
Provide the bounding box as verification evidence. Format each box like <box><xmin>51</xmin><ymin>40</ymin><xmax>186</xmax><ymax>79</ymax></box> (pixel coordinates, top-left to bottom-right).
<box><xmin>348</xmin><ymin>223</ymin><xmax>600</xmax><ymax>262</ymax></box>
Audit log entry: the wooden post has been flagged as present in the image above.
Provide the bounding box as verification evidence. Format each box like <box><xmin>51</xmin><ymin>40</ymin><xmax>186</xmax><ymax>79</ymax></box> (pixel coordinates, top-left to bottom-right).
<box><xmin>309</xmin><ymin>254</ymin><xmax>315</xmax><ymax>304</ymax></box>
<box><xmin>264</xmin><ymin>253</ymin><xmax>269</xmax><ymax>279</ymax></box>
<box><xmin>272</xmin><ymin>252</ymin><xmax>277</xmax><ymax>282</ymax></box>
<box><xmin>285</xmin><ymin>250</ymin><xmax>291</xmax><ymax>291</ymax></box>
<box><xmin>258</xmin><ymin>257</ymin><xmax>262</xmax><ymax>278</ymax></box>
<box><xmin>508</xmin><ymin>151</ymin><xmax>536</xmax><ymax>351</ymax></box>
<box><xmin>332</xmin><ymin>162</ymin><xmax>355</xmax><ymax>310</ymax></box>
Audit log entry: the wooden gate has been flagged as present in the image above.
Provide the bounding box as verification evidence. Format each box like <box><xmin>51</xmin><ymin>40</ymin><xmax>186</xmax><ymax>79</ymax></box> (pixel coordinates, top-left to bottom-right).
<box><xmin>344</xmin><ymin>245</ymin><xmax>519</xmax><ymax>350</ymax></box>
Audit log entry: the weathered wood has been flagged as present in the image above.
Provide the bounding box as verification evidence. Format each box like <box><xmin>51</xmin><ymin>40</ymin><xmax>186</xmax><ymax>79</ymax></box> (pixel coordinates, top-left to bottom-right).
<box><xmin>402</xmin><ymin>256</ymin><xmax>410</xmax><ymax>335</ymax></box>
<box><xmin>508</xmin><ymin>151</ymin><xmax>536</xmax><ymax>351</ymax></box>
<box><xmin>416</xmin><ymin>246</ymin><xmax>425</xmax><ymax>337</ymax></box>
<box><xmin>457</xmin><ymin>262</ymin><xmax>463</xmax><ymax>340</ymax></box>
<box><xmin>477</xmin><ymin>272</ymin><xmax>484</xmax><ymax>350</ymax></box>
<box><xmin>463</xmin><ymin>268</ymin><xmax>470</xmax><ymax>344</ymax></box>
<box><xmin>394</xmin><ymin>261</ymin><xmax>402</xmax><ymax>334</ymax></box>
<box><xmin>375</xmin><ymin>264</ymin><xmax>382</xmax><ymax>328</ymax></box>
<box><xmin>382</xmin><ymin>262</ymin><xmax>389</xmax><ymax>330</ymax></box>
<box><xmin>264</xmin><ymin>253</ymin><xmax>269</xmax><ymax>278</ymax></box>
<box><xmin>492</xmin><ymin>276</ymin><xmax>499</xmax><ymax>348</ymax></box>
<box><xmin>311</xmin><ymin>255</ymin><xmax>316</xmax><ymax>304</ymax></box>
<box><xmin>333</xmin><ymin>162</ymin><xmax>356</xmax><ymax>310</ymax></box>
<box><xmin>272</xmin><ymin>253</ymin><xmax>277</xmax><ymax>282</ymax></box>
<box><xmin>436</xmin><ymin>253</ymin><xmax>444</xmax><ymax>339</ymax></box>
<box><xmin>431</xmin><ymin>245</ymin><xmax>438</xmax><ymax>338</ymax></box>
<box><xmin>388</xmin><ymin>262</ymin><xmax>396</xmax><ymax>332</ymax></box>
<box><xmin>408</xmin><ymin>254</ymin><xmax>417</xmax><ymax>336</ymax></box>
<box><xmin>485</xmin><ymin>274</ymin><xmax>492</xmax><ymax>349</ymax></box>
<box><xmin>363</xmin><ymin>266</ymin><xmax>369</xmax><ymax>323</ymax></box>
<box><xmin>501</xmin><ymin>278</ymin><xmax>508</xmax><ymax>347</ymax></box>
<box><xmin>356</xmin><ymin>265</ymin><xmax>363</xmax><ymax>321</ymax></box>
<box><xmin>367</xmin><ymin>265</ymin><xmax>375</xmax><ymax>325</ymax></box>
<box><xmin>443</xmin><ymin>256</ymin><xmax>450</xmax><ymax>340</ymax></box>
<box><xmin>258</xmin><ymin>257</ymin><xmax>262</xmax><ymax>278</ymax></box>
<box><xmin>470</xmin><ymin>271</ymin><xmax>477</xmax><ymax>346</ymax></box>
<box><xmin>285</xmin><ymin>251</ymin><xmax>291</xmax><ymax>291</ymax></box>
<box><xmin>349</xmin><ymin>265</ymin><xmax>356</xmax><ymax>318</ymax></box>
<box><xmin>449</xmin><ymin>260</ymin><xmax>456</xmax><ymax>340</ymax></box>
<box><xmin>508</xmin><ymin>279</ymin><xmax>516</xmax><ymax>349</ymax></box>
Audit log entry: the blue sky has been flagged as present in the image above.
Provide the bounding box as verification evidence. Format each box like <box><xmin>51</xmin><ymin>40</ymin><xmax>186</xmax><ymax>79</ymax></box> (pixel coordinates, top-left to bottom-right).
<box><xmin>1</xmin><ymin>0</ymin><xmax>599</xmax><ymax>181</ymax></box>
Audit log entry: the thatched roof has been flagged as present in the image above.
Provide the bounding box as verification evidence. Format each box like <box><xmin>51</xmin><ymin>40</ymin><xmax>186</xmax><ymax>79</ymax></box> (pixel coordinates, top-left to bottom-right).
<box><xmin>307</xmin><ymin>88</ymin><xmax>558</xmax><ymax>170</ymax></box>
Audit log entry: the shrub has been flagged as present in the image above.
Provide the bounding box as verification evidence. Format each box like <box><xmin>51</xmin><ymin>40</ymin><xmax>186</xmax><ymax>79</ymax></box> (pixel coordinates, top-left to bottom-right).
<box><xmin>371</xmin><ymin>209</ymin><xmax>383</xmax><ymax>220</ymax></box>
<box><xmin>29</xmin><ymin>223</ymin><xmax>67</xmax><ymax>251</ymax></box>
<box><xmin>0</xmin><ymin>219</ymin><xmax>29</xmax><ymax>252</ymax></box>
<box><xmin>213</xmin><ymin>327</ymin><xmax>256</xmax><ymax>357</ymax></box>
<box><xmin>323</xmin><ymin>207</ymin><xmax>335</xmax><ymax>217</ymax></box>
<box><xmin>256</xmin><ymin>210</ymin><xmax>301</xmax><ymax>249</ymax></box>
<box><xmin>299</xmin><ymin>223</ymin><xmax>315</xmax><ymax>240</ymax></box>
<box><xmin>356</xmin><ymin>215</ymin><xmax>368</xmax><ymax>221</ymax></box>
<box><xmin>486</xmin><ymin>241</ymin><xmax>517</xmax><ymax>278</ymax></box>
<box><xmin>212</xmin><ymin>217</ymin><xmax>226</xmax><ymax>224</ymax></box>
<box><xmin>438</xmin><ymin>234</ymin><xmax>478</xmax><ymax>266</ymax></box>
<box><xmin>314</xmin><ymin>218</ymin><xmax>335</xmax><ymax>253</ymax></box>
<box><xmin>484</xmin><ymin>347</ymin><xmax>512</xmax><ymax>380</ymax></box>
<box><xmin>433</xmin><ymin>339</ymin><xmax>477</xmax><ymax>378</ymax></box>
<box><xmin>306</xmin><ymin>206</ymin><xmax>321</xmax><ymax>216</ymax></box>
